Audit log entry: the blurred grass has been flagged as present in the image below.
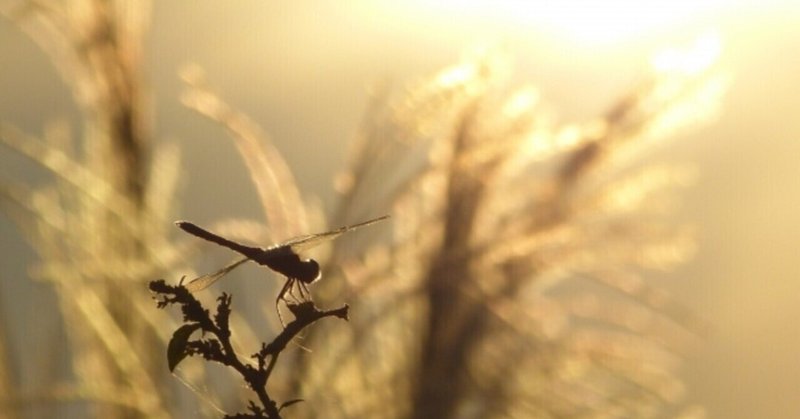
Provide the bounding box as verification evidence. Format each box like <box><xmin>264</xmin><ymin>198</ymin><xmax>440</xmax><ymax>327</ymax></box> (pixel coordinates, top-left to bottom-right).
<box><xmin>0</xmin><ymin>1</ymin><xmax>724</xmax><ymax>418</ymax></box>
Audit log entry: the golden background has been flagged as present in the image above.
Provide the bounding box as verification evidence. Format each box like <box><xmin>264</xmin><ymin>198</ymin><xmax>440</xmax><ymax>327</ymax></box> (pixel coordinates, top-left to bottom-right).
<box><xmin>1</xmin><ymin>1</ymin><xmax>799</xmax><ymax>417</ymax></box>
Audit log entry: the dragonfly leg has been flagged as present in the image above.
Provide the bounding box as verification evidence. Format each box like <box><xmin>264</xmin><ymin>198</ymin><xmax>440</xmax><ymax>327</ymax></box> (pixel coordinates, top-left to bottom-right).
<box><xmin>275</xmin><ymin>278</ymin><xmax>294</xmax><ymax>327</ymax></box>
<box><xmin>285</xmin><ymin>278</ymin><xmax>313</xmax><ymax>302</ymax></box>
<box><xmin>298</xmin><ymin>281</ymin><xmax>311</xmax><ymax>301</ymax></box>
<box><xmin>287</xmin><ymin>282</ymin><xmax>298</xmax><ymax>302</ymax></box>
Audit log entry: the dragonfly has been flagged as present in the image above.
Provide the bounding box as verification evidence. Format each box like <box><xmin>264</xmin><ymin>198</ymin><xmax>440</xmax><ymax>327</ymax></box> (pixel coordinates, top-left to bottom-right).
<box><xmin>175</xmin><ymin>215</ymin><xmax>389</xmax><ymax>306</ymax></box>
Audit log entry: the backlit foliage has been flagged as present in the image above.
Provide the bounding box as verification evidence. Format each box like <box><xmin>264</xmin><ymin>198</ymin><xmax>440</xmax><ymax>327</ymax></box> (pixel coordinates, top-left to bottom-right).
<box><xmin>286</xmin><ymin>46</ymin><xmax>725</xmax><ymax>418</ymax></box>
<box><xmin>0</xmin><ymin>1</ymin><xmax>725</xmax><ymax>418</ymax></box>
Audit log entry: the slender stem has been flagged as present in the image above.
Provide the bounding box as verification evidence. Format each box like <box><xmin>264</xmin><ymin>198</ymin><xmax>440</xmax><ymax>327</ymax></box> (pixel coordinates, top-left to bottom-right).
<box><xmin>212</xmin><ymin>320</ymin><xmax>279</xmax><ymax>418</ymax></box>
<box><xmin>264</xmin><ymin>353</ymin><xmax>280</xmax><ymax>381</ymax></box>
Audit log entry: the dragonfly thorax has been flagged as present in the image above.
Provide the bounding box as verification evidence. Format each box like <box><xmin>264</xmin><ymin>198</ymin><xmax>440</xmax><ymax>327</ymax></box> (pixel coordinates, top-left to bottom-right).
<box><xmin>262</xmin><ymin>247</ymin><xmax>321</xmax><ymax>284</ymax></box>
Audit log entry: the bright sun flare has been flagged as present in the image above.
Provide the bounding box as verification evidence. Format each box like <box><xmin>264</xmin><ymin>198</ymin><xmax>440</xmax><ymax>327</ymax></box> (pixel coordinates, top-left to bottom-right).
<box><xmin>416</xmin><ymin>0</ymin><xmax>732</xmax><ymax>46</ymax></box>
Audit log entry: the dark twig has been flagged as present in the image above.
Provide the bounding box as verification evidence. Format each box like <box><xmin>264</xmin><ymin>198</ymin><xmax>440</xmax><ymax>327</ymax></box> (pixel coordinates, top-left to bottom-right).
<box><xmin>148</xmin><ymin>280</ymin><xmax>348</xmax><ymax>418</ymax></box>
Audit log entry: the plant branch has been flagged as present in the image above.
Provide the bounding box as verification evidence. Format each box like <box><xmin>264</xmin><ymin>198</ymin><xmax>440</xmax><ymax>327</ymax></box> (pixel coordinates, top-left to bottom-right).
<box><xmin>149</xmin><ymin>280</ymin><xmax>348</xmax><ymax>418</ymax></box>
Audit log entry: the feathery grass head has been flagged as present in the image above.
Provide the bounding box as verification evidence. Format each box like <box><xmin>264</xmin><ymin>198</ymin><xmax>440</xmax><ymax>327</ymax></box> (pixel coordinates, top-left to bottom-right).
<box><xmin>284</xmin><ymin>41</ymin><xmax>723</xmax><ymax>418</ymax></box>
<box><xmin>1</xmin><ymin>2</ymin><xmax>723</xmax><ymax>416</ymax></box>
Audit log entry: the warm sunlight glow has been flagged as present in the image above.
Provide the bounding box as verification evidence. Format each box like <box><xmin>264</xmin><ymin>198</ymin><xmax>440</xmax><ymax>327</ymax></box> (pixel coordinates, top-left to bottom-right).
<box><xmin>407</xmin><ymin>0</ymin><xmax>733</xmax><ymax>46</ymax></box>
<box><xmin>529</xmin><ymin>2</ymin><xmax>721</xmax><ymax>45</ymax></box>
<box><xmin>652</xmin><ymin>31</ymin><xmax>721</xmax><ymax>76</ymax></box>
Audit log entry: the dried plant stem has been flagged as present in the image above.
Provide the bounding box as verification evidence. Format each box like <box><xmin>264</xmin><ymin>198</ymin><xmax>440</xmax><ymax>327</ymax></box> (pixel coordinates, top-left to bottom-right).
<box><xmin>411</xmin><ymin>103</ymin><xmax>489</xmax><ymax>419</ymax></box>
<box><xmin>150</xmin><ymin>280</ymin><xmax>349</xmax><ymax>418</ymax></box>
<box><xmin>180</xmin><ymin>72</ymin><xmax>308</xmax><ymax>240</ymax></box>
<box><xmin>2</xmin><ymin>1</ymin><xmax>173</xmax><ymax>417</ymax></box>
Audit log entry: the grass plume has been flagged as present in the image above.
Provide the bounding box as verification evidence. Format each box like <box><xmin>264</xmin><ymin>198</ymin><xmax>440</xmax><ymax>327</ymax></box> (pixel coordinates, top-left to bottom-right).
<box><xmin>0</xmin><ymin>2</ymin><xmax>725</xmax><ymax>418</ymax></box>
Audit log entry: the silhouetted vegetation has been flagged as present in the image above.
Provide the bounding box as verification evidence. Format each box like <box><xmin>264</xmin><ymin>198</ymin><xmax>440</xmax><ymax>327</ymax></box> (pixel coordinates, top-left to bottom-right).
<box><xmin>149</xmin><ymin>279</ymin><xmax>348</xmax><ymax>418</ymax></box>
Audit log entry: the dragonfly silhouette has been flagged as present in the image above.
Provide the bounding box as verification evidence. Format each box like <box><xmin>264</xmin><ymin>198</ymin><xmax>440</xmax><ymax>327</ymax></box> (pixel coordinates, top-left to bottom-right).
<box><xmin>176</xmin><ymin>215</ymin><xmax>389</xmax><ymax>305</ymax></box>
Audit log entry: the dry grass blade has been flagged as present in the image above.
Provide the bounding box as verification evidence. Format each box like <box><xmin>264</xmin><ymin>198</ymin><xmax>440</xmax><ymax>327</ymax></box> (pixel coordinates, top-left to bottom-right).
<box><xmin>0</xmin><ymin>1</ymin><xmax>191</xmax><ymax>417</ymax></box>
<box><xmin>180</xmin><ymin>65</ymin><xmax>309</xmax><ymax>240</ymax></box>
<box><xmin>0</xmin><ymin>124</ymin><xmax>133</xmax><ymax>220</ymax></box>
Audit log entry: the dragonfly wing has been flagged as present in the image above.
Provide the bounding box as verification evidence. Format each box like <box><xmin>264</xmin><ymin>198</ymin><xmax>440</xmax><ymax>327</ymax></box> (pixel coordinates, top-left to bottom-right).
<box><xmin>284</xmin><ymin>215</ymin><xmax>390</xmax><ymax>253</ymax></box>
<box><xmin>184</xmin><ymin>257</ymin><xmax>249</xmax><ymax>292</ymax></box>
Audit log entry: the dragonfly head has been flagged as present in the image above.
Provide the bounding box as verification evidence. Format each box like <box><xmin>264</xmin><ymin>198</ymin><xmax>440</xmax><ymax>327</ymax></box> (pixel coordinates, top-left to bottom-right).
<box><xmin>296</xmin><ymin>259</ymin><xmax>321</xmax><ymax>284</ymax></box>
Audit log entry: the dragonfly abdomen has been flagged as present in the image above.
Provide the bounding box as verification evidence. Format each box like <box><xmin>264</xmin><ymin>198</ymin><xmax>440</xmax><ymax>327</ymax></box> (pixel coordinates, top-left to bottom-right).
<box><xmin>176</xmin><ymin>221</ymin><xmax>265</xmax><ymax>260</ymax></box>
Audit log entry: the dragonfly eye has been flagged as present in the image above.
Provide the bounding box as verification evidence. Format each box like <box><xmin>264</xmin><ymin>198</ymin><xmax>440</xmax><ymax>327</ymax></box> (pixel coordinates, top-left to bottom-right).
<box><xmin>297</xmin><ymin>259</ymin><xmax>321</xmax><ymax>284</ymax></box>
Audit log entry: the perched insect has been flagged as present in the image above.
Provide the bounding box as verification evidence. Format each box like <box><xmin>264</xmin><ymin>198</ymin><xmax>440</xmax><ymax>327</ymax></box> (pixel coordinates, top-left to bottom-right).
<box><xmin>175</xmin><ymin>215</ymin><xmax>389</xmax><ymax>306</ymax></box>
